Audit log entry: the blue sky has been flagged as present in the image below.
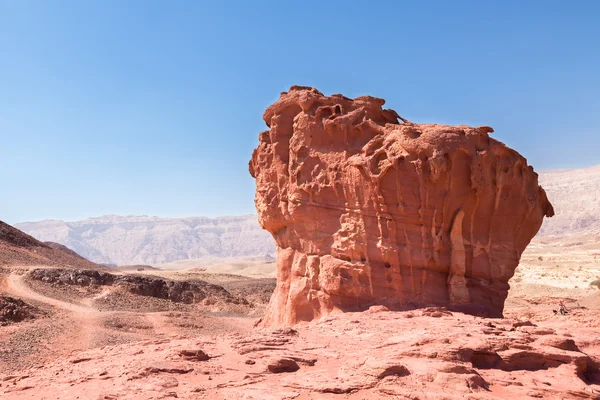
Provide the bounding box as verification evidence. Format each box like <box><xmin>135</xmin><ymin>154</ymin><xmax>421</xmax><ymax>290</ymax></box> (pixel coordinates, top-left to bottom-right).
<box><xmin>1</xmin><ymin>0</ymin><xmax>599</xmax><ymax>224</ymax></box>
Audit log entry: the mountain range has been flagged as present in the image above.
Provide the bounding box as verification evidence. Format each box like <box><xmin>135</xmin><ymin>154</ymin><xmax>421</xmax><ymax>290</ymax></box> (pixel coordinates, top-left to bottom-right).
<box><xmin>536</xmin><ymin>164</ymin><xmax>600</xmax><ymax>239</ymax></box>
<box><xmin>15</xmin><ymin>215</ymin><xmax>274</xmax><ymax>266</ymax></box>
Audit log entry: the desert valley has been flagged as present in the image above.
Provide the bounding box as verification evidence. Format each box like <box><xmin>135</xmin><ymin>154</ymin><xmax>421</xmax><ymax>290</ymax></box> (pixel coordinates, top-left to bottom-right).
<box><xmin>1</xmin><ymin>87</ymin><xmax>599</xmax><ymax>399</ymax></box>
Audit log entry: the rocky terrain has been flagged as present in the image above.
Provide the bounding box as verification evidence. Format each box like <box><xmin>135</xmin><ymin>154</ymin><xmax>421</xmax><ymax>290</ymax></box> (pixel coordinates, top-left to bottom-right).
<box><xmin>0</xmin><ymin>221</ymin><xmax>100</xmax><ymax>269</ymax></box>
<box><xmin>15</xmin><ymin>214</ymin><xmax>274</xmax><ymax>265</ymax></box>
<box><xmin>0</xmin><ymin>263</ymin><xmax>275</xmax><ymax>367</ymax></box>
<box><xmin>0</xmin><ymin>295</ymin><xmax>40</xmax><ymax>326</ymax></box>
<box><xmin>0</xmin><ymin>252</ymin><xmax>598</xmax><ymax>399</ymax></box>
<box><xmin>28</xmin><ymin>268</ymin><xmax>248</xmax><ymax>306</ymax></box>
<box><xmin>1</xmin><ymin>301</ymin><xmax>599</xmax><ymax>399</ymax></box>
<box><xmin>250</xmin><ymin>86</ymin><xmax>554</xmax><ymax>326</ymax></box>
<box><xmin>0</xmin><ymin>220</ymin><xmax>276</xmax><ymax>377</ymax></box>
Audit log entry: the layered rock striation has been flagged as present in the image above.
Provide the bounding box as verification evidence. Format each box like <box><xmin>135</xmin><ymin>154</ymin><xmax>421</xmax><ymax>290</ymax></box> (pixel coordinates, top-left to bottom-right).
<box><xmin>249</xmin><ymin>86</ymin><xmax>554</xmax><ymax>326</ymax></box>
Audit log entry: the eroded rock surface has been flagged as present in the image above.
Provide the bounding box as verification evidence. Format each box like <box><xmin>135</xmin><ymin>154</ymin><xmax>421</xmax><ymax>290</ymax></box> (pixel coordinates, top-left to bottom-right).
<box><xmin>2</xmin><ymin>309</ymin><xmax>598</xmax><ymax>399</ymax></box>
<box><xmin>249</xmin><ymin>86</ymin><xmax>554</xmax><ymax>326</ymax></box>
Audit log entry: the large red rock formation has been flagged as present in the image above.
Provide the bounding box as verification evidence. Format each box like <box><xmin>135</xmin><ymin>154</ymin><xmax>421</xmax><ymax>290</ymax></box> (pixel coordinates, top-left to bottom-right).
<box><xmin>249</xmin><ymin>86</ymin><xmax>554</xmax><ymax>326</ymax></box>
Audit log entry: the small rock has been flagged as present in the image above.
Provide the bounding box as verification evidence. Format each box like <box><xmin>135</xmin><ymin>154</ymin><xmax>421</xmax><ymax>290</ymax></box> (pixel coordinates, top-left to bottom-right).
<box><xmin>366</xmin><ymin>305</ymin><xmax>390</xmax><ymax>314</ymax></box>
<box><xmin>272</xmin><ymin>327</ymin><xmax>298</xmax><ymax>336</ymax></box>
<box><xmin>267</xmin><ymin>358</ymin><xmax>300</xmax><ymax>373</ymax></box>
<box><xmin>70</xmin><ymin>357</ymin><xmax>93</xmax><ymax>364</ymax></box>
<box><xmin>178</xmin><ymin>350</ymin><xmax>210</xmax><ymax>361</ymax></box>
<box><xmin>145</xmin><ymin>364</ymin><xmax>193</xmax><ymax>374</ymax></box>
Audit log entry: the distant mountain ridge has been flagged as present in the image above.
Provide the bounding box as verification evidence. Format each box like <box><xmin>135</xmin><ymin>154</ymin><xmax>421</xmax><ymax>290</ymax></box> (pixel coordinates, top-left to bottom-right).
<box><xmin>536</xmin><ymin>164</ymin><xmax>600</xmax><ymax>239</ymax></box>
<box><xmin>15</xmin><ymin>215</ymin><xmax>275</xmax><ymax>266</ymax></box>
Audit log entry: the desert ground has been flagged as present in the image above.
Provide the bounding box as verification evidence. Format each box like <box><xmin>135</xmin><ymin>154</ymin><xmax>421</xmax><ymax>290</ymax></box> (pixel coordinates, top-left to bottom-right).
<box><xmin>1</xmin><ymin>158</ymin><xmax>600</xmax><ymax>398</ymax></box>
<box><xmin>0</xmin><ymin>240</ymin><xmax>599</xmax><ymax>399</ymax></box>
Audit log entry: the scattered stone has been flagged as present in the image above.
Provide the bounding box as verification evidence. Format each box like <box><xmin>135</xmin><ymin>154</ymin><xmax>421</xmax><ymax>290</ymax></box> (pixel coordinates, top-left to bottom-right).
<box><xmin>28</xmin><ymin>268</ymin><xmax>247</xmax><ymax>305</ymax></box>
<box><xmin>144</xmin><ymin>365</ymin><xmax>194</xmax><ymax>375</ymax></box>
<box><xmin>178</xmin><ymin>350</ymin><xmax>210</xmax><ymax>362</ymax></box>
<box><xmin>272</xmin><ymin>327</ymin><xmax>298</xmax><ymax>336</ymax></box>
<box><xmin>0</xmin><ymin>296</ymin><xmax>39</xmax><ymax>325</ymax></box>
<box><xmin>267</xmin><ymin>358</ymin><xmax>300</xmax><ymax>373</ymax></box>
<box><xmin>422</xmin><ymin>307</ymin><xmax>453</xmax><ymax>318</ymax></box>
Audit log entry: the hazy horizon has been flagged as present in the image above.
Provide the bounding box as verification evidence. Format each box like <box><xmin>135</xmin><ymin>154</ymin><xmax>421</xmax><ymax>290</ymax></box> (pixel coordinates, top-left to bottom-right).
<box><xmin>2</xmin><ymin>1</ymin><xmax>599</xmax><ymax>225</ymax></box>
<box><xmin>12</xmin><ymin>213</ymin><xmax>261</xmax><ymax>225</ymax></box>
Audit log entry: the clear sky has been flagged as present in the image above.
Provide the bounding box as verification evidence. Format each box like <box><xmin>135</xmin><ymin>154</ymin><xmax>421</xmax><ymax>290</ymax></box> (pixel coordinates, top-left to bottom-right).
<box><xmin>1</xmin><ymin>0</ymin><xmax>599</xmax><ymax>225</ymax></box>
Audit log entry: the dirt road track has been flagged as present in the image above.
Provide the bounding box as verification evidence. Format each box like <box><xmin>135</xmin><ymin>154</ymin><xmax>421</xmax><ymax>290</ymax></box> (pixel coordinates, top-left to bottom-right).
<box><xmin>6</xmin><ymin>273</ymin><xmax>96</xmax><ymax>314</ymax></box>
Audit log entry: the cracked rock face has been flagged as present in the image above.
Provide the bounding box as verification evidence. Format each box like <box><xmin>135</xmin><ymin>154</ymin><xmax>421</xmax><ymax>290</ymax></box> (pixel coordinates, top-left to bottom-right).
<box><xmin>249</xmin><ymin>86</ymin><xmax>554</xmax><ymax>327</ymax></box>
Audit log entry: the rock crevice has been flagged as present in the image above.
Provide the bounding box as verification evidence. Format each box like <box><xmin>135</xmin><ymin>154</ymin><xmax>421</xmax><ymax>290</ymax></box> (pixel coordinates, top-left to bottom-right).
<box><xmin>250</xmin><ymin>86</ymin><xmax>554</xmax><ymax>326</ymax></box>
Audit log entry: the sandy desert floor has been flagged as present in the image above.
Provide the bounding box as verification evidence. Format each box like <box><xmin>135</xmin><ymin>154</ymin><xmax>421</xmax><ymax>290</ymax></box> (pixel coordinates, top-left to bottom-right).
<box><xmin>154</xmin><ymin>258</ymin><xmax>277</xmax><ymax>278</ymax></box>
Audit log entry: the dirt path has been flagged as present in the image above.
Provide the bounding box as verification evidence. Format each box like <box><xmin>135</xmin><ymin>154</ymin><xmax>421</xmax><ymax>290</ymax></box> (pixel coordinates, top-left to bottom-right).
<box><xmin>6</xmin><ymin>273</ymin><xmax>97</xmax><ymax>314</ymax></box>
<box><xmin>4</xmin><ymin>272</ymin><xmax>193</xmax><ymax>342</ymax></box>
<box><xmin>0</xmin><ymin>270</ymin><xmax>254</xmax><ymax>375</ymax></box>
<box><xmin>81</xmin><ymin>286</ymin><xmax>112</xmax><ymax>307</ymax></box>
<box><xmin>3</xmin><ymin>273</ymin><xmax>114</xmax><ymax>357</ymax></box>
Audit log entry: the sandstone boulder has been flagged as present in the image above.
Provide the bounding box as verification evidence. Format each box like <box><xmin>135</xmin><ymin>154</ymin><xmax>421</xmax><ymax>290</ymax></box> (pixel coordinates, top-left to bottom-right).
<box><xmin>249</xmin><ymin>86</ymin><xmax>554</xmax><ymax>326</ymax></box>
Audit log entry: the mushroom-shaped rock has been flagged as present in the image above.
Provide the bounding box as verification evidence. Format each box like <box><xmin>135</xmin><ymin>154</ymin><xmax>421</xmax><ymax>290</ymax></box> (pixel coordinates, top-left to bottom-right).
<box><xmin>249</xmin><ymin>86</ymin><xmax>554</xmax><ymax>327</ymax></box>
